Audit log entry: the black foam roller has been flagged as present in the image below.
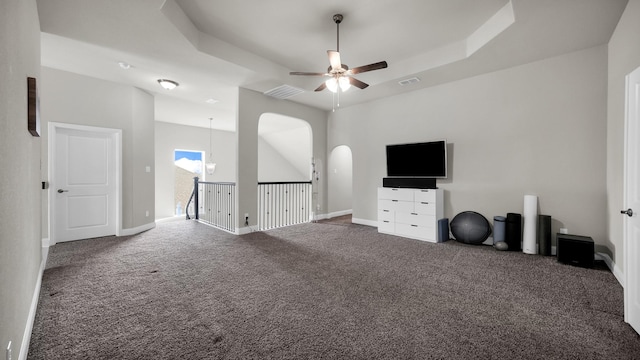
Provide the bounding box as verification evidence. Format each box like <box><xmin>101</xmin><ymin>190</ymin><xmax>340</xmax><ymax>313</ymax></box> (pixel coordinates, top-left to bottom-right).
<box><xmin>537</xmin><ymin>215</ymin><xmax>552</xmax><ymax>256</ymax></box>
<box><xmin>505</xmin><ymin>213</ymin><xmax>522</xmax><ymax>251</ymax></box>
<box><xmin>437</xmin><ymin>218</ymin><xmax>449</xmax><ymax>243</ymax></box>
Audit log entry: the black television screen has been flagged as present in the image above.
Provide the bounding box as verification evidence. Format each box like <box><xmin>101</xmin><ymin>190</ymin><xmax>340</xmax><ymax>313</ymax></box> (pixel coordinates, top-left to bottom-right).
<box><xmin>386</xmin><ymin>140</ymin><xmax>447</xmax><ymax>178</ymax></box>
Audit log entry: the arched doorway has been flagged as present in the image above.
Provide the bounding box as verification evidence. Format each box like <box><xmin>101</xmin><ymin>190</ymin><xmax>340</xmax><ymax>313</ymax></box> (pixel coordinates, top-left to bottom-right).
<box><xmin>328</xmin><ymin>145</ymin><xmax>353</xmax><ymax>219</ymax></box>
<box><xmin>257</xmin><ymin>113</ymin><xmax>313</xmax><ymax>229</ymax></box>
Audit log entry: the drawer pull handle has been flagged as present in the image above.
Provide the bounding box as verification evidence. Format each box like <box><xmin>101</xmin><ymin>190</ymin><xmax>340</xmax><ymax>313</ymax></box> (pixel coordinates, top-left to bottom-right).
<box><xmin>411</xmin><ymin>224</ymin><xmax>418</xmax><ymax>227</ymax></box>
<box><xmin>411</xmin><ymin>213</ymin><xmax>418</xmax><ymax>215</ymax></box>
<box><xmin>392</xmin><ymin>200</ymin><xmax>398</xmax><ymax>202</ymax></box>
<box><xmin>383</xmin><ymin>210</ymin><xmax>389</xmax><ymax>212</ymax></box>
<box><xmin>421</xmin><ymin>202</ymin><xmax>429</xmax><ymax>204</ymax></box>
<box><xmin>392</xmin><ymin>188</ymin><xmax>399</xmax><ymax>191</ymax></box>
<box><xmin>383</xmin><ymin>221</ymin><xmax>390</xmax><ymax>223</ymax></box>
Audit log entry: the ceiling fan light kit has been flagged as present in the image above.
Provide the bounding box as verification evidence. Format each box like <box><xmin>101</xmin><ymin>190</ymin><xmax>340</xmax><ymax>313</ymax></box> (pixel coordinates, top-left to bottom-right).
<box><xmin>290</xmin><ymin>13</ymin><xmax>388</xmax><ymax>98</ymax></box>
<box><xmin>325</xmin><ymin>76</ymin><xmax>351</xmax><ymax>93</ymax></box>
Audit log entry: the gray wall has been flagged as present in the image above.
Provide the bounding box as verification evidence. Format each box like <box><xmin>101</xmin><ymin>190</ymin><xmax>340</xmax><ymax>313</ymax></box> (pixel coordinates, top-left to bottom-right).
<box><xmin>237</xmin><ymin>88</ymin><xmax>327</xmax><ymax>229</ymax></box>
<box><xmin>0</xmin><ymin>0</ymin><xmax>42</xmax><ymax>357</ymax></box>
<box><xmin>607</xmin><ymin>0</ymin><xmax>640</xmax><ymax>272</ymax></box>
<box><xmin>329</xmin><ymin>45</ymin><xmax>608</xmax><ymax>252</ymax></box>
<box><xmin>155</xmin><ymin>121</ymin><xmax>236</xmax><ymax>219</ymax></box>
<box><xmin>41</xmin><ymin>67</ymin><xmax>155</xmax><ymax>232</ymax></box>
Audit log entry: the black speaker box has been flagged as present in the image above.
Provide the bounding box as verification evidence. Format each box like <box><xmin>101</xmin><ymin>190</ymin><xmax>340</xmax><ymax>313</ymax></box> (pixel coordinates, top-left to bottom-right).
<box><xmin>505</xmin><ymin>213</ymin><xmax>522</xmax><ymax>251</ymax></box>
<box><xmin>537</xmin><ymin>215</ymin><xmax>552</xmax><ymax>256</ymax></box>
<box><xmin>556</xmin><ymin>234</ymin><xmax>594</xmax><ymax>268</ymax></box>
<box><xmin>383</xmin><ymin>177</ymin><xmax>436</xmax><ymax>189</ymax></box>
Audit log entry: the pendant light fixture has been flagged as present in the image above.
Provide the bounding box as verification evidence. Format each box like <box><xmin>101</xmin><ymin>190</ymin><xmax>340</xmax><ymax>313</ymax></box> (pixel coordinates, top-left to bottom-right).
<box><xmin>205</xmin><ymin>117</ymin><xmax>216</xmax><ymax>175</ymax></box>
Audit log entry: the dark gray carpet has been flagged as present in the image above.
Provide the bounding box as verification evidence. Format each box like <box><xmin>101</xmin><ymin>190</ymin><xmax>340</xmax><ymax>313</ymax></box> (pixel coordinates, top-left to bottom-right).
<box><xmin>28</xmin><ymin>220</ymin><xmax>640</xmax><ymax>359</ymax></box>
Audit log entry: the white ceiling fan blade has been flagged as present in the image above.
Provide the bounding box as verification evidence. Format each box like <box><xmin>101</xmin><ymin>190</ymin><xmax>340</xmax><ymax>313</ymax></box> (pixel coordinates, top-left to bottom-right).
<box><xmin>328</xmin><ymin>50</ymin><xmax>342</xmax><ymax>71</ymax></box>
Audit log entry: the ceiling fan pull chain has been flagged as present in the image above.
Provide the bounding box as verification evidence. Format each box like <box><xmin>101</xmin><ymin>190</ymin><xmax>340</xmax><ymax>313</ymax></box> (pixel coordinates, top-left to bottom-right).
<box><xmin>332</xmin><ymin>91</ymin><xmax>336</xmax><ymax>112</ymax></box>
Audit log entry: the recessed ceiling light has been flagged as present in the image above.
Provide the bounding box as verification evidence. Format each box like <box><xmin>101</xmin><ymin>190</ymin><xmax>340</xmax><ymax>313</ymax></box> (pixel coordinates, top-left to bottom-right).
<box><xmin>205</xmin><ymin>98</ymin><xmax>219</xmax><ymax>104</ymax></box>
<box><xmin>157</xmin><ymin>79</ymin><xmax>179</xmax><ymax>90</ymax></box>
<box><xmin>118</xmin><ymin>61</ymin><xmax>131</xmax><ymax>70</ymax></box>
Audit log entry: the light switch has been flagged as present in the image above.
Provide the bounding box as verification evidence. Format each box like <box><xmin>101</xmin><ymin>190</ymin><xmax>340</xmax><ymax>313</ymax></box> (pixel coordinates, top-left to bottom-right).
<box><xmin>145</xmin><ymin>166</ymin><xmax>151</xmax><ymax>173</ymax></box>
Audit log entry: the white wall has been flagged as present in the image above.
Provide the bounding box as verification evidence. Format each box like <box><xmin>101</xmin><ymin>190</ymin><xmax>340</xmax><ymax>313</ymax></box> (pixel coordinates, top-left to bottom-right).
<box><xmin>0</xmin><ymin>0</ymin><xmax>42</xmax><ymax>357</ymax></box>
<box><xmin>41</xmin><ymin>67</ymin><xmax>155</xmax><ymax>231</ymax></box>
<box><xmin>155</xmin><ymin>121</ymin><xmax>236</xmax><ymax>220</ymax></box>
<box><xmin>329</xmin><ymin>45</ymin><xmax>608</xmax><ymax>250</ymax></box>
<box><xmin>258</xmin><ymin>136</ymin><xmax>308</xmax><ymax>182</ymax></box>
<box><xmin>607</xmin><ymin>0</ymin><xmax>640</xmax><ymax>271</ymax></box>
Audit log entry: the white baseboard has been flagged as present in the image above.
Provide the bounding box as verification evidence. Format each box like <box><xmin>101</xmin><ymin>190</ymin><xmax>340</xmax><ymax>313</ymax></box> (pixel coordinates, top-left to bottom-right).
<box><xmin>236</xmin><ymin>226</ymin><xmax>252</xmax><ymax>235</ymax></box>
<box><xmin>312</xmin><ymin>213</ymin><xmax>328</xmax><ymax>221</ymax></box>
<box><xmin>595</xmin><ymin>252</ymin><xmax>624</xmax><ymax>287</ymax></box>
<box><xmin>20</xmin><ymin>246</ymin><xmax>47</xmax><ymax>360</ymax></box>
<box><xmin>352</xmin><ymin>217</ymin><xmax>377</xmax><ymax>227</ymax></box>
<box><xmin>119</xmin><ymin>222</ymin><xmax>156</xmax><ymax>236</ymax></box>
<box><xmin>155</xmin><ymin>215</ymin><xmax>188</xmax><ymax>223</ymax></box>
<box><xmin>326</xmin><ymin>209</ymin><xmax>352</xmax><ymax>219</ymax></box>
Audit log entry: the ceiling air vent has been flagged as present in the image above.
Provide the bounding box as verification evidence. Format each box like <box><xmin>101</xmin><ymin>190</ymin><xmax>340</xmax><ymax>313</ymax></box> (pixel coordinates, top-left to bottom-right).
<box><xmin>263</xmin><ymin>85</ymin><xmax>305</xmax><ymax>99</ymax></box>
<box><xmin>398</xmin><ymin>77</ymin><xmax>421</xmax><ymax>86</ymax></box>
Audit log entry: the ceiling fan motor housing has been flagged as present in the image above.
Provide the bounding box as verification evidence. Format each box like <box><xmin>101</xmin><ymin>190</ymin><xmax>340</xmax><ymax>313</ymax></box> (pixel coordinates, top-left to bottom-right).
<box><xmin>288</xmin><ymin>12</ymin><xmax>387</xmax><ymax>92</ymax></box>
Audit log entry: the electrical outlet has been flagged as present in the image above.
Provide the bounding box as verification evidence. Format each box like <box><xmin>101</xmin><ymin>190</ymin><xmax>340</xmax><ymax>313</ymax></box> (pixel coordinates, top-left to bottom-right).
<box><xmin>145</xmin><ymin>210</ymin><xmax>149</xmax><ymax>217</ymax></box>
<box><xmin>560</xmin><ymin>228</ymin><xmax>568</xmax><ymax>234</ymax></box>
<box><xmin>6</xmin><ymin>341</ymin><xmax>12</xmax><ymax>360</ymax></box>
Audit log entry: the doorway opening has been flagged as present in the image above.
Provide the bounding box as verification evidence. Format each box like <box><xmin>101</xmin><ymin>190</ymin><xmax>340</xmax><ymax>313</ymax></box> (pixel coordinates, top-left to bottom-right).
<box><xmin>327</xmin><ymin>145</ymin><xmax>353</xmax><ymax>221</ymax></box>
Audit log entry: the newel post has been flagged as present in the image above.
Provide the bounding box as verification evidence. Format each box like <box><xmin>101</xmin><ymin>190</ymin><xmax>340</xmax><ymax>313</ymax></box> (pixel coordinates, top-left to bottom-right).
<box><xmin>193</xmin><ymin>176</ymin><xmax>199</xmax><ymax>220</ymax></box>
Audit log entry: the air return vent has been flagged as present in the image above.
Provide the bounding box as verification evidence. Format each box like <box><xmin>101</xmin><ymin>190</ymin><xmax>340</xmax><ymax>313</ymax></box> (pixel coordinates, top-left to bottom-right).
<box><xmin>398</xmin><ymin>77</ymin><xmax>421</xmax><ymax>86</ymax></box>
<box><xmin>263</xmin><ymin>85</ymin><xmax>305</xmax><ymax>99</ymax></box>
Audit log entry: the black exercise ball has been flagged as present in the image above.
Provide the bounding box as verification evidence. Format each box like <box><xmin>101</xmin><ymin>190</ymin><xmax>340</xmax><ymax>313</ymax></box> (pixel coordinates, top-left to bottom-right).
<box><xmin>450</xmin><ymin>211</ymin><xmax>492</xmax><ymax>244</ymax></box>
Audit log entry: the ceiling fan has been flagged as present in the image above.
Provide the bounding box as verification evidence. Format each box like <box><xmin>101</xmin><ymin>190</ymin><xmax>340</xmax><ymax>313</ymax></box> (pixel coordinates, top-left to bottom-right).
<box><xmin>289</xmin><ymin>14</ymin><xmax>388</xmax><ymax>93</ymax></box>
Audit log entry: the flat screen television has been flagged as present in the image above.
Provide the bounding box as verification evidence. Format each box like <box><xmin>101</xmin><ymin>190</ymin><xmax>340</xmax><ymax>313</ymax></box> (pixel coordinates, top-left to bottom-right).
<box><xmin>386</xmin><ymin>140</ymin><xmax>447</xmax><ymax>178</ymax></box>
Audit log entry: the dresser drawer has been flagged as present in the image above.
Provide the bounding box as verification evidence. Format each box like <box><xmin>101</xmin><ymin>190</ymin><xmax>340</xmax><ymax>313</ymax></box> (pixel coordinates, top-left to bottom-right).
<box><xmin>378</xmin><ymin>199</ymin><xmax>414</xmax><ymax>213</ymax></box>
<box><xmin>414</xmin><ymin>189</ymin><xmax>436</xmax><ymax>202</ymax></box>
<box><xmin>395</xmin><ymin>212</ymin><xmax>434</xmax><ymax>227</ymax></box>
<box><xmin>395</xmin><ymin>223</ymin><xmax>437</xmax><ymax>242</ymax></box>
<box><xmin>378</xmin><ymin>187</ymin><xmax>414</xmax><ymax>201</ymax></box>
<box><xmin>378</xmin><ymin>209</ymin><xmax>394</xmax><ymax>222</ymax></box>
<box><xmin>415</xmin><ymin>201</ymin><xmax>436</xmax><ymax>215</ymax></box>
<box><xmin>378</xmin><ymin>219</ymin><xmax>395</xmax><ymax>233</ymax></box>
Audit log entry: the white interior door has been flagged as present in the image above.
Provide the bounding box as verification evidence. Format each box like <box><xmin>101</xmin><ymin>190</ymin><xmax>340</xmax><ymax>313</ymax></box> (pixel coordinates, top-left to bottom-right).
<box><xmin>624</xmin><ymin>66</ymin><xmax>640</xmax><ymax>334</ymax></box>
<box><xmin>52</xmin><ymin>125</ymin><xmax>118</xmax><ymax>243</ymax></box>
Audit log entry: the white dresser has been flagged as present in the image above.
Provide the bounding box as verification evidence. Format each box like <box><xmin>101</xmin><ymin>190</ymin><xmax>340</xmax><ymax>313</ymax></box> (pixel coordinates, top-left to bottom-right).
<box><xmin>378</xmin><ymin>187</ymin><xmax>444</xmax><ymax>242</ymax></box>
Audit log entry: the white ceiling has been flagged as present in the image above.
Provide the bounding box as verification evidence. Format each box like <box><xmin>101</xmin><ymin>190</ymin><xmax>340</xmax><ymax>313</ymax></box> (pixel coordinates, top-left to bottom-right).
<box><xmin>37</xmin><ymin>0</ymin><xmax>628</xmax><ymax>132</ymax></box>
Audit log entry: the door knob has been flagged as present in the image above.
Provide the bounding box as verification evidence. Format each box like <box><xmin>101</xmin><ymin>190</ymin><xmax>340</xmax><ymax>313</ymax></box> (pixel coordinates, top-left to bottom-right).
<box><xmin>621</xmin><ymin>208</ymin><xmax>633</xmax><ymax>217</ymax></box>
<box><xmin>57</xmin><ymin>189</ymin><xmax>69</xmax><ymax>193</ymax></box>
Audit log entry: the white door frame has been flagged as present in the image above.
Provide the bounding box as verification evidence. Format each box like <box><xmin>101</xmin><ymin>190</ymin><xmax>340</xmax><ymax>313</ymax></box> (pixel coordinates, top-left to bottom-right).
<box><xmin>623</xmin><ymin>66</ymin><xmax>640</xmax><ymax>333</ymax></box>
<box><xmin>48</xmin><ymin>122</ymin><xmax>122</xmax><ymax>244</ymax></box>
